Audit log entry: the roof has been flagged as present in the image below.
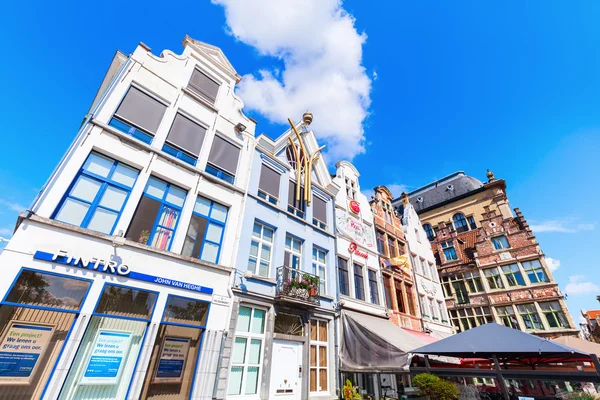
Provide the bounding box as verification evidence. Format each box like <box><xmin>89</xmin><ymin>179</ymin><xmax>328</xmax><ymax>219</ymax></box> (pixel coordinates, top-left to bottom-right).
<box><xmin>411</xmin><ymin>323</ymin><xmax>590</xmax><ymax>361</ymax></box>
<box><xmin>586</xmin><ymin>310</ymin><xmax>600</xmax><ymax>320</ymax></box>
<box><xmin>399</xmin><ymin>172</ymin><xmax>484</xmax><ymax>213</ymax></box>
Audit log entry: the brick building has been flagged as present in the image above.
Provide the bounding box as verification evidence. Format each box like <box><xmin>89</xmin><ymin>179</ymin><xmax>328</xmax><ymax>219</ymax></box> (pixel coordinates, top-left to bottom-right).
<box><xmin>581</xmin><ymin>310</ymin><xmax>600</xmax><ymax>343</ymax></box>
<box><xmin>370</xmin><ymin>186</ymin><xmax>421</xmax><ymax>331</ymax></box>
<box><xmin>393</xmin><ymin>170</ymin><xmax>578</xmax><ymax>338</ymax></box>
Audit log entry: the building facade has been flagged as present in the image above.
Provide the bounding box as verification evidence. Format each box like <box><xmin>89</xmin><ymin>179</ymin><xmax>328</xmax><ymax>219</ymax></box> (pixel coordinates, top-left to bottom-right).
<box><xmin>394</xmin><ymin>171</ymin><xmax>578</xmax><ymax>338</ymax></box>
<box><xmin>221</xmin><ymin>113</ymin><xmax>339</xmax><ymax>400</ymax></box>
<box><xmin>0</xmin><ymin>37</ymin><xmax>255</xmax><ymax>400</ymax></box>
<box><xmin>399</xmin><ymin>194</ymin><xmax>453</xmax><ymax>339</ymax></box>
<box><xmin>581</xmin><ymin>310</ymin><xmax>600</xmax><ymax>343</ymax></box>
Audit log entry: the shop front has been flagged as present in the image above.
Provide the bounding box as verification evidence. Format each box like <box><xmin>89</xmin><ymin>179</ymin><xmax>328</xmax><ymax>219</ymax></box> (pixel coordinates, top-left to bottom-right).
<box><xmin>0</xmin><ymin>220</ymin><xmax>232</xmax><ymax>400</ymax></box>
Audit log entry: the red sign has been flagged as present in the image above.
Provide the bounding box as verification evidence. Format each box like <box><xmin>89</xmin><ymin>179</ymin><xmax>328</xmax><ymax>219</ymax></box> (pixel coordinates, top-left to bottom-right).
<box><xmin>348</xmin><ymin>242</ymin><xmax>368</xmax><ymax>258</ymax></box>
<box><xmin>349</xmin><ymin>200</ymin><xmax>360</xmax><ymax>214</ymax></box>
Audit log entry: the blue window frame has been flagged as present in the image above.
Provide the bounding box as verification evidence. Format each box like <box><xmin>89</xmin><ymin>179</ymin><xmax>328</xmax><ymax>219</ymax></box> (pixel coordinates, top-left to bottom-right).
<box><xmin>205</xmin><ymin>164</ymin><xmax>234</xmax><ymax>184</ymax></box>
<box><xmin>162</xmin><ymin>143</ymin><xmax>198</xmax><ymax>166</ymax></box>
<box><xmin>182</xmin><ymin>196</ymin><xmax>229</xmax><ymax>264</ymax></box>
<box><xmin>161</xmin><ymin>113</ymin><xmax>207</xmax><ymax>167</ymax></box>
<box><xmin>53</xmin><ymin>152</ymin><xmax>139</xmax><ymax>235</ymax></box>
<box><xmin>423</xmin><ymin>223</ymin><xmax>434</xmax><ymax>241</ymax></box>
<box><xmin>453</xmin><ymin>213</ymin><xmax>469</xmax><ymax>233</ymax></box>
<box><xmin>205</xmin><ymin>136</ymin><xmax>240</xmax><ymax>185</ymax></box>
<box><xmin>126</xmin><ymin>177</ymin><xmax>187</xmax><ymax>251</ymax></box>
<box><xmin>109</xmin><ymin>118</ymin><xmax>154</xmax><ymax>144</ymax></box>
<box><xmin>442</xmin><ymin>240</ymin><xmax>457</xmax><ymax>261</ymax></box>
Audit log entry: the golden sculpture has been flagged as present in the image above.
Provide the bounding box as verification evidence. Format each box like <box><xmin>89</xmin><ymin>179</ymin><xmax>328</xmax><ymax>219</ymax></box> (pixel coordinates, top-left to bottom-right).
<box><xmin>286</xmin><ymin>113</ymin><xmax>325</xmax><ymax>206</ymax></box>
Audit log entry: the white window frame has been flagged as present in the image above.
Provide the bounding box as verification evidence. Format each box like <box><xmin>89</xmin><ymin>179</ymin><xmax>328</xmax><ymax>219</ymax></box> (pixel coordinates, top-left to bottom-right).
<box><xmin>411</xmin><ymin>254</ymin><xmax>421</xmax><ymax>275</ymax></box>
<box><xmin>345</xmin><ymin>177</ymin><xmax>357</xmax><ymax>200</ymax></box>
<box><xmin>429</xmin><ymin>262</ymin><xmax>438</xmax><ymax>282</ymax></box>
<box><xmin>285</xmin><ymin>235</ymin><xmax>303</xmax><ymax>270</ymax></box>
<box><xmin>249</xmin><ymin>222</ymin><xmax>274</xmax><ymax>277</ymax></box>
<box><xmin>429</xmin><ymin>297</ymin><xmax>438</xmax><ymax>320</ymax></box>
<box><xmin>437</xmin><ymin>300</ymin><xmax>448</xmax><ymax>323</ymax></box>
<box><xmin>312</xmin><ymin>247</ymin><xmax>327</xmax><ymax>295</ymax></box>
<box><xmin>420</xmin><ymin>258</ymin><xmax>429</xmax><ymax>278</ymax></box>
<box><xmin>228</xmin><ymin>305</ymin><xmax>267</xmax><ymax>397</ymax></box>
<box><xmin>420</xmin><ymin>294</ymin><xmax>430</xmax><ymax>318</ymax></box>
<box><xmin>310</xmin><ymin>318</ymin><xmax>329</xmax><ymax>394</ymax></box>
<box><xmin>491</xmin><ymin>235</ymin><xmax>510</xmax><ymax>250</ymax></box>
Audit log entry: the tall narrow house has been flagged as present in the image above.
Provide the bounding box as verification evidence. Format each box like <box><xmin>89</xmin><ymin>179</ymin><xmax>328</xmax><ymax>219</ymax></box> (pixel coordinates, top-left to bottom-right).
<box><xmin>0</xmin><ymin>37</ymin><xmax>255</xmax><ymax>400</ymax></box>
<box><xmin>393</xmin><ymin>171</ymin><xmax>578</xmax><ymax>338</ymax></box>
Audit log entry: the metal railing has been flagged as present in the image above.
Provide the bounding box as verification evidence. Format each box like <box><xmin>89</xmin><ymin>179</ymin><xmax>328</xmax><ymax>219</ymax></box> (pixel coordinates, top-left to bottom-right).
<box><xmin>276</xmin><ymin>266</ymin><xmax>320</xmax><ymax>306</ymax></box>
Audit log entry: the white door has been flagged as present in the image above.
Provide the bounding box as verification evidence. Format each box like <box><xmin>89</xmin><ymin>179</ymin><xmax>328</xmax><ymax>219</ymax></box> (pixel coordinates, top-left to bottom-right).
<box><xmin>269</xmin><ymin>340</ymin><xmax>303</xmax><ymax>399</ymax></box>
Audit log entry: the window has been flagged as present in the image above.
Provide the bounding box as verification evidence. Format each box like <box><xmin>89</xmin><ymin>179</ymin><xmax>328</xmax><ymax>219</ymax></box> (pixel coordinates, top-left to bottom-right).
<box><xmin>442</xmin><ymin>241</ymin><xmax>457</xmax><ymax>261</ymax></box>
<box><xmin>383</xmin><ymin>202</ymin><xmax>394</xmax><ymax>224</ymax></box>
<box><xmin>228</xmin><ymin>306</ymin><xmax>266</xmax><ymax>395</ymax></box>
<box><xmin>522</xmin><ymin>259</ymin><xmax>549</xmax><ymax>284</ymax></box>
<box><xmin>437</xmin><ymin>301</ymin><xmax>447</xmax><ymax>322</ymax></box>
<box><xmin>501</xmin><ymin>263</ymin><xmax>525</xmax><ymax>287</ymax></box>
<box><xmin>423</xmin><ymin>223</ymin><xmax>434</xmax><ymax>241</ymax></box>
<box><xmin>310</xmin><ymin>320</ymin><xmax>328</xmax><ymax>393</ymax></box>
<box><xmin>345</xmin><ymin>177</ymin><xmax>356</xmax><ymax>200</ymax></box>
<box><xmin>258</xmin><ymin>164</ymin><xmax>280</xmax><ymax>205</ymax></box>
<box><xmin>353</xmin><ymin>263</ymin><xmax>365</xmax><ymax>301</ymax></box>
<box><xmin>453</xmin><ymin>213</ymin><xmax>469</xmax><ymax>233</ymax></box>
<box><xmin>395</xmin><ymin>284</ymin><xmax>406</xmax><ymax>313</ymax></box>
<box><xmin>383</xmin><ymin>275</ymin><xmax>393</xmax><ymax>309</ymax></box>
<box><xmin>463</xmin><ymin>271</ymin><xmax>484</xmax><ymax>292</ymax></box>
<box><xmin>517</xmin><ymin>304</ymin><xmax>544</xmax><ymax>330</ymax></box>
<box><xmin>162</xmin><ymin>113</ymin><xmax>207</xmax><ymax>166</ymax></box>
<box><xmin>287</xmin><ymin>180</ymin><xmax>305</xmax><ymax>218</ymax></box>
<box><xmin>188</xmin><ymin>68</ymin><xmax>219</xmax><ymax>104</ymax></box>
<box><xmin>54</xmin><ymin>152</ymin><xmax>139</xmax><ymax>235</ymax></box>
<box><xmin>338</xmin><ymin>257</ymin><xmax>350</xmax><ymax>296</ymax></box>
<box><xmin>467</xmin><ymin>216</ymin><xmax>477</xmax><ymax>230</ymax></box>
<box><xmin>540</xmin><ymin>301</ymin><xmax>570</xmax><ymax>329</ymax></box>
<box><xmin>312</xmin><ymin>247</ymin><xmax>327</xmax><ymax>295</ymax></box>
<box><xmin>284</xmin><ymin>235</ymin><xmax>302</xmax><ymax>270</ymax></box>
<box><xmin>387</xmin><ymin>236</ymin><xmax>398</xmax><ymax>258</ymax></box>
<box><xmin>475</xmin><ymin>306</ymin><xmax>493</xmax><ymax>325</ymax></box>
<box><xmin>452</xmin><ymin>281</ymin><xmax>470</xmax><ymax>304</ymax></box>
<box><xmin>205</xmin><ymin>136</ymin><xmax>240</xmax><ymax>184</ymax></box>
<box><xmin>443</xmin><ymin>272</ymin><xmax>483</xmax><ymax>300</ymax></box>
<box><xmin>126</xmin><ymin>177</ymin><xmax>187</xmax><ymax>251</ymax></box>
<box><xmin>182</xmin><ymin>196</ymin><xmax>230</xmax><ymax>264</ymax></box>
<box><xmin>450</xmin><ymin>307</ymin><xmax>492</xmax><ymax>332</ymax></box>
<box><xmin>496</xmin><ymin>305</ymin><xmax>520</xmax><ymax>330</ymax></box>
<box><xmin>429</xmin><ymin>263</ymin><xmax>438</xmax><ymax>281</ymax></box>
<box><xmin>484</xmin><ymin>267</ymin><xmax>504</xmax><ymax>289</ymax></box>
<box><xmin>376</xmin><ymin>230</ymin><xmax>387</xmax><ymax>256</ymax></box>
<box><xmin>248</xmin><ymin>222</ymin><xmax>274</xmax><ymax>277</ymax></box>
<box><xmin>405</xmin><ymin>285</ymin><xmax>416</xmax><ymax>315</ymax></box>
<box><xmin>411</xmin><ymin>255</ymin><xmax>421</xmax><ymax>275</ymax></box>
<box><xmin>420</xmin><ymin>295</ymin><xmax>430</xmax><ymax>317</ymax></box>
<box><xmin>492</xmin><ymin>235</ymin><xmax>510</xmax><ymax>250</ymax></box>
<box><xmin>420</xmin><ymin>258</ymin><xmax>429</xmax><ymax>278</ymax></box>
<box><xmin>368</xmin><ymin>270</ymin><xmax>379</xmax><ymax>305</ymax></box>
<box><xmin>109</xmin><ymin>86</ymin><xmax>167</xmax><ymax>144</ymax></box>
<box><xmin>313</xmin><ymin>196</ymin><xmax>328</xmax><ymax>230</ymax></box>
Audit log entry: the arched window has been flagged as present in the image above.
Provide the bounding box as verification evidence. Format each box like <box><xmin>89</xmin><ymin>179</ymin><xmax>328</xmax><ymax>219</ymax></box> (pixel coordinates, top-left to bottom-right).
<box><xmin>453</xmin><ymin>213</ymin><xmax>468</xmax><ymax>233</ymax></box>
<box><xmin>423</xmin><ymin>224</ymin><xmax>434</xmax><ymax>241</ymax></box>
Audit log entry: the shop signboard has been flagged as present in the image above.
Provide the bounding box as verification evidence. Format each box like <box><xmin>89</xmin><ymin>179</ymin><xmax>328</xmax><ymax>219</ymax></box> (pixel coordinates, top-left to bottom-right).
<box><xmin>80</xmin><ymin>329</ymin><xmax>133</xmax><ymax>385</ymax></box>
<box><xmin>153</xmin><ymin>336</ymin><xmax>191</xmax><ymax>383</ymax></box>
<box><xmin>0</xmin><ymin>321</ymin><xmax>55</xmax><ymax>384</ymax></box>
<box><xmin>335</xmin><ymin>211</ymin><xmax>374</xmax><ymax>249</ymax></box>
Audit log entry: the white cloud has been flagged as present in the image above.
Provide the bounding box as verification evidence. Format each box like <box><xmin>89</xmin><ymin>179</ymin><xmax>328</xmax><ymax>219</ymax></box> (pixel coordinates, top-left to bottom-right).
<box><xmin>0</xmin><ymin>199</ymin><xmax>25</xmax><ymax>213</ymax></box>
<box><xmin>213</xmin><ymin>0</ymin><xmax>372</xmax><ymax>161</ymax></box>
<box><xmin>530</xmin><ymin>218</ymin><xmax>595</xmax><ymax>233</ymax></box>
<box><xmin>564</xmin><ymin>275</ymin><xmax>600</xmax><ymax>296</ymax></box>
<box><xmin>545</xmin><ymin>257</ymin><xmax>561</xmax><ymax>272</ymax></box>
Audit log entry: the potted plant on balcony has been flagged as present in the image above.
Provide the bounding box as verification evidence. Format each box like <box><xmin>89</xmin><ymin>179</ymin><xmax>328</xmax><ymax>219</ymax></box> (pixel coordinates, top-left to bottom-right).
<box><xmin>283</xmin><ymin>273</ymin><xmax>320</xmax><ymax>301</ymax></box>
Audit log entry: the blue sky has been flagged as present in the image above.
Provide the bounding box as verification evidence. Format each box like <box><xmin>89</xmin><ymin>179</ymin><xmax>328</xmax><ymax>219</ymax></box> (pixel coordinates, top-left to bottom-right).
<box><xmin>0</xmin><ymin>1</ymin><xmax>598</xmax><ymax>321</ymax></box>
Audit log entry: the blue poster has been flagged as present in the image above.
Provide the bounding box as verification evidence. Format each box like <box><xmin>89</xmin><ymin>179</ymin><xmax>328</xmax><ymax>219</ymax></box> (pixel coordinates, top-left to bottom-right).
<box><xmin>80</xmin><ymin>330</ymin><xmax>133</xmax><ymax>385</ymax></box>
<box><xmin>0</xmin><ymin>322</ymin><xmax>55</xmax><ymax>383</ymax></box>
<box><xmin>154</xmin><ymin>337</ymin><xmax>190</xmax><ymax>383</ymax></box>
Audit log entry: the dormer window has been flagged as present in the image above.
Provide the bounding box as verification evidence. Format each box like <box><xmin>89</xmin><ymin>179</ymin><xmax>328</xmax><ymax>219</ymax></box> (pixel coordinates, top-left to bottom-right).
<box><xmin>345</xmin><ymin>177</ymin><xmax>357</xmax><ymax>200</ymax></box>
<box><xmin>188</xmin><ymin>68</ymin><xmax>219</xmax><ymax>104</ymax></box>
<box><xmin>417</xmin><ymin>196</ymin><xmax>423</xmax><ymax>203</ymax></box>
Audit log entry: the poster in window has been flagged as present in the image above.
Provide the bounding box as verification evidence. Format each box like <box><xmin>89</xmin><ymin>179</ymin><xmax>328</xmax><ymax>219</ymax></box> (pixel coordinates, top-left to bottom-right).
<box><xmin>153</xmin><ymin>336</ymin><xmax>191</xmax><ymax>383</ymax></box>
<box><xmin>80</xmin><ymin>329</ymin><xmax>133</xmax><ymax>385</ymax></box>
<box><xmin>0</xmin><ymin>321</ymin><xmax>55</xmax><ymax>384</ymax></box>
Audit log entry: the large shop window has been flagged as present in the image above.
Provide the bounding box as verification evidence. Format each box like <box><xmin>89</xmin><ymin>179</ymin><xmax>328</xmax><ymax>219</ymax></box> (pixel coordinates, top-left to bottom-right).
<box><xmin>126</xmin><ymin>177</ymin><xmax>187</xmax><ymax>251</ymax></box>
<box><xmin>258</xmin><ymin>164</ymin><xmax>280</xmax><ymax>205</ymax></box>
<box><xmin>0</xmin><ymin>269</ymin><xmax>91</xmax><ymax>400</ymax></box>
<box><xmin>309</xmin><ymin>319</ymin><xmax>328</xmax><ymax>393</ymax></box>
<box><xmin>58</xmin><ymin>284</ymin><xmax>157</xmax><ymax>400</ymax></box>
<box><xmin>109</xmin><ymin>86</ymin><xmax>167</xmax><ymax>144</ymax></box>
<box><xmin>181</xmin><ymin>196</ymin><xmax>229</xmax><ymax>264</ymax></box>
<box><xmin>54</xmin><ymin>152</ymin><xmax>139</xmax><ymax>235</ymax></box>
<box><xmin>228</xmin><ymin>306</ymin><xmax>266</xmax><ymax>396</ymax></box>
<box><xmin>139</xmin><ymin>295</ymin><xmax>209</xmax><ymax>400</ymax></box>
<box><xmin>205</xmin><ymin>136</ymin><xmax>240</xmax><ymax>185</ymax></box>
<box><xmin>162</xmin><ymin>113</ymin><xmax>207</xmax><ymax>166</ymax></box>
<box><xmin>249</xmin><ymin>222</ymin><xmax>274</xmax><ymax>277</ymax></box>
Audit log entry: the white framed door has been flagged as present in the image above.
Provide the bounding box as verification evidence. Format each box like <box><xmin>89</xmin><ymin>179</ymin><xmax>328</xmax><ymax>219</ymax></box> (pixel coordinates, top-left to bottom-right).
<box><xmin>269</xmin><ymin>340</ymin><xmax>303</xmax><ymax>399</ymax></box>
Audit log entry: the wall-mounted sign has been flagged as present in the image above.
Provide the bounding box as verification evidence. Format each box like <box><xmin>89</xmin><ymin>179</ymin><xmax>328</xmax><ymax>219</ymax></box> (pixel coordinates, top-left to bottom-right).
<box><xmin>349</xmin><ymin>200</ymin><xmax>360</xmax><ymax>214</ymax></box>
<box><xmin>212</xmin><ymin>294</ymin><xmax>231</xmax><ymax>306</ymax></box>
<box><xmin>80</xmin><ymin>330</ymin><xmax>133</xmax><ymax>385</ymax></box>
<box><xmin>153</xmin><ymin>336</ymin><xmax>191</xmax><ymax>383</ymax></box>
<box><xmin>0</xmin><ymin>321</ymin><xmax>55</xmax><ymax>384</ymax></box>
<box><xmin>348</xmin><ymin>242</ymin><xmax>368</xmax><ymax>259</ymax></box>
<box><xmin>336</xmin><ymin>212</ymin><xmax>374</xmax><ymax>249</ymax></box>
<box><xmin>33</xmin><ymin>250</ymin><xmax>213</xmax><ymax>295</ymax></box>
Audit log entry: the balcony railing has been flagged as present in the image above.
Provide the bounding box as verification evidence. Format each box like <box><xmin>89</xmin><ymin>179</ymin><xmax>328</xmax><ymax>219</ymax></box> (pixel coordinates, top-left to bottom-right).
<box><xmin>276</xmin><ymin>266</ymin><xmax>320</xmax><ymax>306</ymax></box>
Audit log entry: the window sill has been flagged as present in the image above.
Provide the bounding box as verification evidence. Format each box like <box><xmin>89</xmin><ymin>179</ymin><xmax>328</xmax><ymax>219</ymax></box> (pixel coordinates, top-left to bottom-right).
<box><xmin>246</xmin><ymin>275</ymin><xmax>277</xmax><ymax>286</ymax></box>
<box><xmin>181</xmin><ymin>87</ymin><xmax>218</xmax><ymax>113</ymax></box>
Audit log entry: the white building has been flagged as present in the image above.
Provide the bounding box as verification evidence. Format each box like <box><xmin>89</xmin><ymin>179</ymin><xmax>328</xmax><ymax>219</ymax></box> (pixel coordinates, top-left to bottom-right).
<box><xmin>398</xmin><ymin>193</ymin><xmax>454</xmax><ymax>339</ymax></box>
<box><xmin>0</xmin><ymin>37</ymin><xmax>255</xmax><ymax>400</ymax></box>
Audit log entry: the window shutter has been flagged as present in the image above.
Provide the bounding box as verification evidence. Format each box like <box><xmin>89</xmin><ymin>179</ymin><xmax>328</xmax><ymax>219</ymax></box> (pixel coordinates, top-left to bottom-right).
<box><xmin>188</xmin><ymin>69</ymin><xmax>219</xmax><ymax>103</ymax></box>
<box><xmin>288</xmin><ymin>180</ymin><xmax>304</xmax><ymax>209</ymax></box>
<box><xmin>259</xmin><ymin>164</ymin><xmax>280</xmax><ymax>198</ymax></box>
<box><xmin>166</xmin><ymin>114</ymin><xmax>207</xmax><ymax>156</ymax></box>
<box><xmin>207</xmin><ymin>136</ymin><xmax>240</xmax><ymax>175</ymax></box>
<box><xmin>115</xmin><ymin>87</ymin><xmax>166</xmax><ymax>134</ymax></box>
<box><xmin>313</xmin><ymin>196</ymin><xmax>327</xmax><ymax>223</ymax></box>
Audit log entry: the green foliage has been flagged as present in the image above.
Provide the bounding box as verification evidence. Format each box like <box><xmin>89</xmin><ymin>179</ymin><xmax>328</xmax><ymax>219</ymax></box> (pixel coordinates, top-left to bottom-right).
<box><xmin>413</xmin><ymin>373</ymin><xmax>458</xmax><ymax>400</ymax></box>
<box><xmin>343</xmin><ymin>379</ymin><xmax>362</xmax><ymax>400</ymax></box>
<box><xmin>563</xmin><ymin>392</ymin><xmax>599</xmax><ymax>400</ymax></box>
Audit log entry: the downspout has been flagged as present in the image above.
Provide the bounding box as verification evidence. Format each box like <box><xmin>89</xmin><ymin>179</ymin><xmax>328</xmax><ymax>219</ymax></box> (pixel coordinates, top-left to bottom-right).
<box><xmin>332</xmin><ymin>197</ymin><xmax>341</xmax><ymax>397</ymax></box>
<box><xmin>402</xmin><ymin>210</ymin><xmax>427</xmax><ymax>333</ymax></box>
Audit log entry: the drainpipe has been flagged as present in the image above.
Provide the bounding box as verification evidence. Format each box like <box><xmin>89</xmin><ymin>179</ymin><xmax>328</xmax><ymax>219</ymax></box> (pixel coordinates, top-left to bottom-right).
<box><xmin>331</xmin><ymin>197</ymin><xmax>341</xmax><ymax>397</ymax></box>
<box><xmin>402</xmin><ymin>222</ymin><xmax>427</xmax><ymax>333</ymax></box>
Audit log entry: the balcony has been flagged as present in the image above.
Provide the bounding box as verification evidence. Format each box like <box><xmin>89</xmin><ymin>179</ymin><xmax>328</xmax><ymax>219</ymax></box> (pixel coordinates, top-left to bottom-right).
<box><xmin>276</xmin><ymin>266</ymin><xmax>320</xmax><ymax>307</ymax></box>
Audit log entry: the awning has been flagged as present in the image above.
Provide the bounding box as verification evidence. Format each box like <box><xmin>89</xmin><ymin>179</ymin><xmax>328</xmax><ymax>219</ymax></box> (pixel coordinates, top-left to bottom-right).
<box><xmin>340</xmin><ymin>310</ymin><xmax>456</xmax><ymax>372</ymax></box>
